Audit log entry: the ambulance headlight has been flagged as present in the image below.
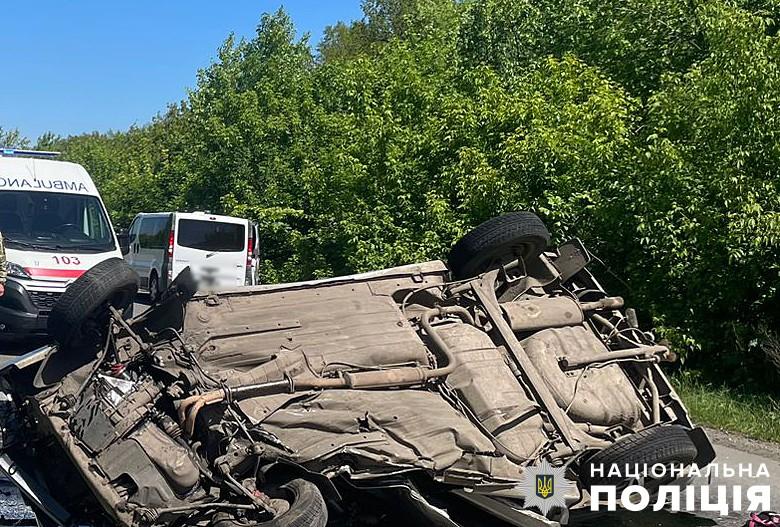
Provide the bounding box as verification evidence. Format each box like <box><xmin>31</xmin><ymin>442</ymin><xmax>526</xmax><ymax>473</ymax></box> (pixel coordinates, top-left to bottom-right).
<box><xmin>6</xmin><ymin>262</ymin><xmax>31</xmax><ymax>279</ymax></box>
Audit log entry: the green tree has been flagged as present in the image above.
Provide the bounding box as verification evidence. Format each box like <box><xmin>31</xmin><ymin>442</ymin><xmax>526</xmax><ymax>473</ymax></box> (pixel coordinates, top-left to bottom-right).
<box><xmin>0</xmin><ymin>127</ymin><xmax>29</xmax><ymax>148</ymax></box>
<box><xmin>49</xmin><ymin>0</ymin><xmax>780</xmax><ymax>388</ymax></box>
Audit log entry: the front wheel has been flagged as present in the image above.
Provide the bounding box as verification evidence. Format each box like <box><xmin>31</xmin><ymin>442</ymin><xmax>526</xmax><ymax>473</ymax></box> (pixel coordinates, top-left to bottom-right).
<box><xmin>48</xmin><ymin>258</ymin><xmax>139</xmax><ymax>348</ymax></box>
<box><xmin>210</xmin><ymin>479</ymin><xmax>327</xmax><ymax>527</ymax></box>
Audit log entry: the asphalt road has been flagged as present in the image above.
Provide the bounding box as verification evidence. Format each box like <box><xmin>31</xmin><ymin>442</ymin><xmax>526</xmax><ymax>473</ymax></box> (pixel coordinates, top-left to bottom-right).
<box><xmin>0</xmin><ymin>296</ymin><xmax>775</xmax><ymax>526</ymax></box>
<box><xmin>582</xmin><ymin>432</ymin><xmax>780</xmax><ymax>527</ymax></box>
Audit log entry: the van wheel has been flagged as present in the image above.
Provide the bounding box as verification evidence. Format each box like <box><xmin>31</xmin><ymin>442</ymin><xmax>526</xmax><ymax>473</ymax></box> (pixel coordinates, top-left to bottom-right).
<box><xmin>149</xmin><ymin>273</ymin><xmax>160</xmax><ymax>303</ymax></box>
<box><xmin>448</xmin><ymin>211</ymin><xmax>551</xmax><ymax>279</ymax></box>
<box><xmin>48</xmin><ymin>258</ymin><xmax>139</xmax><ymax>348</ymax></box>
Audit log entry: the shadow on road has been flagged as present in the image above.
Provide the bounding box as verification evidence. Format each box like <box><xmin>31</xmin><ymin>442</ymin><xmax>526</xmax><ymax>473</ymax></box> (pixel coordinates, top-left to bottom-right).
<box><xmin>571</xmin><ymin>509</ymin><xmax>721</xmax><ymax>526</ymax></box>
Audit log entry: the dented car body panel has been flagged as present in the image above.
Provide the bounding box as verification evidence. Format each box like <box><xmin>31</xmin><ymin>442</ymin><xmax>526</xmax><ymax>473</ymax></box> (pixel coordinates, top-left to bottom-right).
<box><xmin>0</xmin><ymin>230</ymin><xmax>714</xmax><ymax>527</ymax></box>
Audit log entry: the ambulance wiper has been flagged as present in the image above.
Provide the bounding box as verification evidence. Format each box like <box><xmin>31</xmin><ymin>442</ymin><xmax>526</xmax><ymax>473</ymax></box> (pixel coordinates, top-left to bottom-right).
<box><xmin>54</xmin><ymin>243</ymin><xmax>111</xmax><ymax>251</ymax></box>
<box><xmin>4</xmin><ymin>239</ymin><xmax>52</xmax><ymax>251</ymax></box>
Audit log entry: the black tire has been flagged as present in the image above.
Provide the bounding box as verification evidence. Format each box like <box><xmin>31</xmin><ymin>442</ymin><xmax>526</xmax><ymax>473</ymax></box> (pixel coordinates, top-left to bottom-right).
<box><xmin>210</xmin><ymin>479</ymin><xmax>327</xmax><ymax>527</ymax></box>
<box><xmin>149</xmin><ymin>273</ymin><xmax>160</xmax><ymax>303</ymax></box>
<box><xmin>580</xmin><ymin>425</ymin><xmax>698</xmax><ymax>488</ymax></box>
<box><xmin>448</xmin><ymin>211</ymin><xmax>551</xmax><ymax>279</ymax></box>
<box><xmin>48</xmin><ymin>258</ymin><xmax>139</xmax><ymax>348</ymax></box>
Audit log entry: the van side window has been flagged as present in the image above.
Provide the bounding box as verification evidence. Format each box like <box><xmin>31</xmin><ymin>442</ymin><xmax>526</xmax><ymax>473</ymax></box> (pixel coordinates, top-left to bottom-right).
<box><xmin>138</xmin><ymin>217</ymin><xmax>167</xmax><ymax>249</ymax></box>
<box><xmin>128</xmin><ymin>218</ymin><xmax>140</xmax><ymax>242</ymax></box>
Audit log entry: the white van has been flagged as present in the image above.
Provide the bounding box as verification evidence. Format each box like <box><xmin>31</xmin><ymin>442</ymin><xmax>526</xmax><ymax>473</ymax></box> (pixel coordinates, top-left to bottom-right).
<box><xmin>0</xmin><ymin>149</ymin><xmax>124</xmax><ymax>339</ymax></box>
<box><xmin>124</xmin><ymin>211</ymin><xmax>259</xmax><ymax>300</ymax></box>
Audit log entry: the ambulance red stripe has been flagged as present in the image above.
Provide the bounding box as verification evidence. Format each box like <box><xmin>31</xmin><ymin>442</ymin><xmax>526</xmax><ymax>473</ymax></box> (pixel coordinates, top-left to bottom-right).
<box><xmin>24</xmin><ymin>268</ymin><xmax>86</xmax><ymax>279</ymax></box>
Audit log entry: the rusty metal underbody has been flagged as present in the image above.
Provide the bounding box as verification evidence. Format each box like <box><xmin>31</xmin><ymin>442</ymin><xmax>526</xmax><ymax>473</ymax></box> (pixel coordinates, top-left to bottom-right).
<box><xmin>172</xmin><ymin>259</ymin><xmax>658</xmax><ymax>484</ymax></box>
<box><xmin>3</xmin><ymin>248</ymin><xmax>704</xmax><ymax>527</ymax></box>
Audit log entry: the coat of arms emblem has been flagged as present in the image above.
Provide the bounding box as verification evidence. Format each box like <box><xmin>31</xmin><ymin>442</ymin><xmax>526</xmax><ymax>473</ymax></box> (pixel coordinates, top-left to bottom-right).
<box><xmin>536</xmin><ymin>474</ymin><xmax>554</xmax><ymax>499</ymax></box>
<box><xmin>519</xmin><ymin>460</ymin><xmax>575</xmax><ymax>515</ymax></box>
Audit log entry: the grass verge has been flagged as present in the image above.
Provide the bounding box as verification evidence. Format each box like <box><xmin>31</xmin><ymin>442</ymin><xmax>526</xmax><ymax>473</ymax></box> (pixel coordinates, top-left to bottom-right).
<box><xmin>672</xmin><ymin>371</ymin><xmax>780</xmax><ymax>443</ymax></box>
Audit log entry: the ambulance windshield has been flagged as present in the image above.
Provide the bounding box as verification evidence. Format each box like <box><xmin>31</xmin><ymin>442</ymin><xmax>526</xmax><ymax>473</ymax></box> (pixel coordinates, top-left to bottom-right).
<box><xmin>0</xmin><ymin>191</ymin><xmax>115</xmax><ymax>253</ymax></box>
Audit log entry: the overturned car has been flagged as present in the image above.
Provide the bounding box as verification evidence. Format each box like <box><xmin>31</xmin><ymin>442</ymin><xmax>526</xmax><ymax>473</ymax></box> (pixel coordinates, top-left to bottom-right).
<box><xmin>0</xmin><ymin>212</ymin><xmax>714</xmax><ymax>527</ymax></box>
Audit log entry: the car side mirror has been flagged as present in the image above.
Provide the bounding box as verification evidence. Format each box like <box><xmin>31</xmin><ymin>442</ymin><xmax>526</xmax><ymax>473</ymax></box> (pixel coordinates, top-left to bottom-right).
<box><xmin>117</xmin><ymin>230</ymin><xmax>130</xmax><ymax>256</ymax></box>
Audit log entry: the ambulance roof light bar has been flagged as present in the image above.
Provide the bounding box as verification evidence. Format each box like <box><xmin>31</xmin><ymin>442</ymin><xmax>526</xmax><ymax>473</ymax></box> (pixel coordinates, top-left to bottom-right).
<box><xmin>1</xmin><ymin>148</ymin><xmax>61</xmax><ymax>159</ymax></box>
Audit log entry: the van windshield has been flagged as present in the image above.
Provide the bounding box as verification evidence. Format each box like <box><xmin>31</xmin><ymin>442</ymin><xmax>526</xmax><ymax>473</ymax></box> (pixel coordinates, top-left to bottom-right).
<box><xmin>0</xmin><ymin>191</ymin><xmax>116</xmax><ymax>253</ymax></box>
<box><xmin>177</xmin><ymin>219</ymin><xmax>245</xmax><ymax>252</ymax></box>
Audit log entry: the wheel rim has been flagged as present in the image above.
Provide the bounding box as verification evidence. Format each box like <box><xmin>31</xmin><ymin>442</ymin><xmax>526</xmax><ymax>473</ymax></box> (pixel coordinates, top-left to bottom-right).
<box><xmin>463</xmin><ymin>238</ymin><xmax>545</xmax><ymax>277</ymax></box>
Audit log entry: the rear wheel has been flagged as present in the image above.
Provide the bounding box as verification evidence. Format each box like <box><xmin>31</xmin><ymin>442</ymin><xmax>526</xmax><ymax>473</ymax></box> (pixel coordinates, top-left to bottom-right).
<box><xmin>149</xmin><ymin>273</ymin><xmax>160</xmax><ymax>303</ymax></box>
<box><xmin>579</xmin><ymin>425</ymin><xmax>698</xmax><ymax>488</ymax></box>
<box><xmin>448</xmin><ymin>211</ymin><xmax>551</xmax><ymax>279</ymax></box>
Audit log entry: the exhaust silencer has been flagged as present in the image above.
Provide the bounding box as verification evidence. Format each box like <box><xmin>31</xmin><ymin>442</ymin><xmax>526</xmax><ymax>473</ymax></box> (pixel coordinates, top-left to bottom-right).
<box><xmin>502</xmin><ymin>296</ymin><xmax>584</xmax><ymax>332</ymax></box>
<box><xmin>502</xmin><ymin>295</ymin><xmax>624</xmax><ymax>332</ymax></box>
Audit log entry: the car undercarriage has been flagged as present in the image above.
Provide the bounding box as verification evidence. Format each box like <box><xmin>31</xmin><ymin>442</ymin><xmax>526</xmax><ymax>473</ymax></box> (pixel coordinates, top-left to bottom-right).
<box><xmin>0</xmin><ymin>212</ymin><xmax>715</xmax><ymax>527</ymax></box>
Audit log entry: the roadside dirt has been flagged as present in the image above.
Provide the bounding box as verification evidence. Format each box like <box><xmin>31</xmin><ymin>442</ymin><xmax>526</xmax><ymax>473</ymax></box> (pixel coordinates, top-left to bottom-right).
<box><xmin>704</xmin><ymin>427</ymin><xmax>780</xmax><ymax>463</ymax></box>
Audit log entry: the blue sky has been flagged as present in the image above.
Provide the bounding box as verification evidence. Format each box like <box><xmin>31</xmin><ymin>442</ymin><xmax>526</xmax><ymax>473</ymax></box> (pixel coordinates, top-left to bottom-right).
<box><xmin>0</xmin><ymin>1</ymin><xmax>363</xmax><ymax>142</ymax></box>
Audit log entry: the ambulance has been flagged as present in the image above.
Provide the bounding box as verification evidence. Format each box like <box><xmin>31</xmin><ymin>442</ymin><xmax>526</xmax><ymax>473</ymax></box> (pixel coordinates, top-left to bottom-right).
<box><xmin>0</xmin><ymin>149</ymin><xmax>124</xmax><ymax>340</ymax></box>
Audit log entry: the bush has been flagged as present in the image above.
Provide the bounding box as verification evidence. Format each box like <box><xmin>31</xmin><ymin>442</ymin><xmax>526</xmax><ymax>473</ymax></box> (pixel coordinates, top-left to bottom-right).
<box><xmin>36</xmin><ymin>0</ymin><xmax>780</xmax><ymax>388</ymax></box>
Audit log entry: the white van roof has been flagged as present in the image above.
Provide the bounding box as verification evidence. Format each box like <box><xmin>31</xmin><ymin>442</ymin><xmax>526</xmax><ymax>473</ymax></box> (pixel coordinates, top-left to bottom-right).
<box><xmin>0</xmin><ymin>156</ymin><xmax>99</xmax><ymax>196</ymax></box>
<box><xmin>135</xmin><ymin>211</ymin><xmax>249</xmax><ymax>224</ymax></box>
<box><xmin>177</xmin><ymin>211</ymin><xmax>247</xmax><ymax>224</ymax></box>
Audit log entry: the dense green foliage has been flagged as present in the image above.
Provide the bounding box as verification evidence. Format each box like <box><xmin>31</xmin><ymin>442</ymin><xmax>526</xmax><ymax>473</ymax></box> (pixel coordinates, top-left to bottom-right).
<box><xmin>0</xmin><ymin>127</ymin><xmax>29</xmax><ymax>148</ymax></box>
<box><xmin>7</xmin><ymin>0</ymin><xmax>780</xmax><ymax>385</ymax></box>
